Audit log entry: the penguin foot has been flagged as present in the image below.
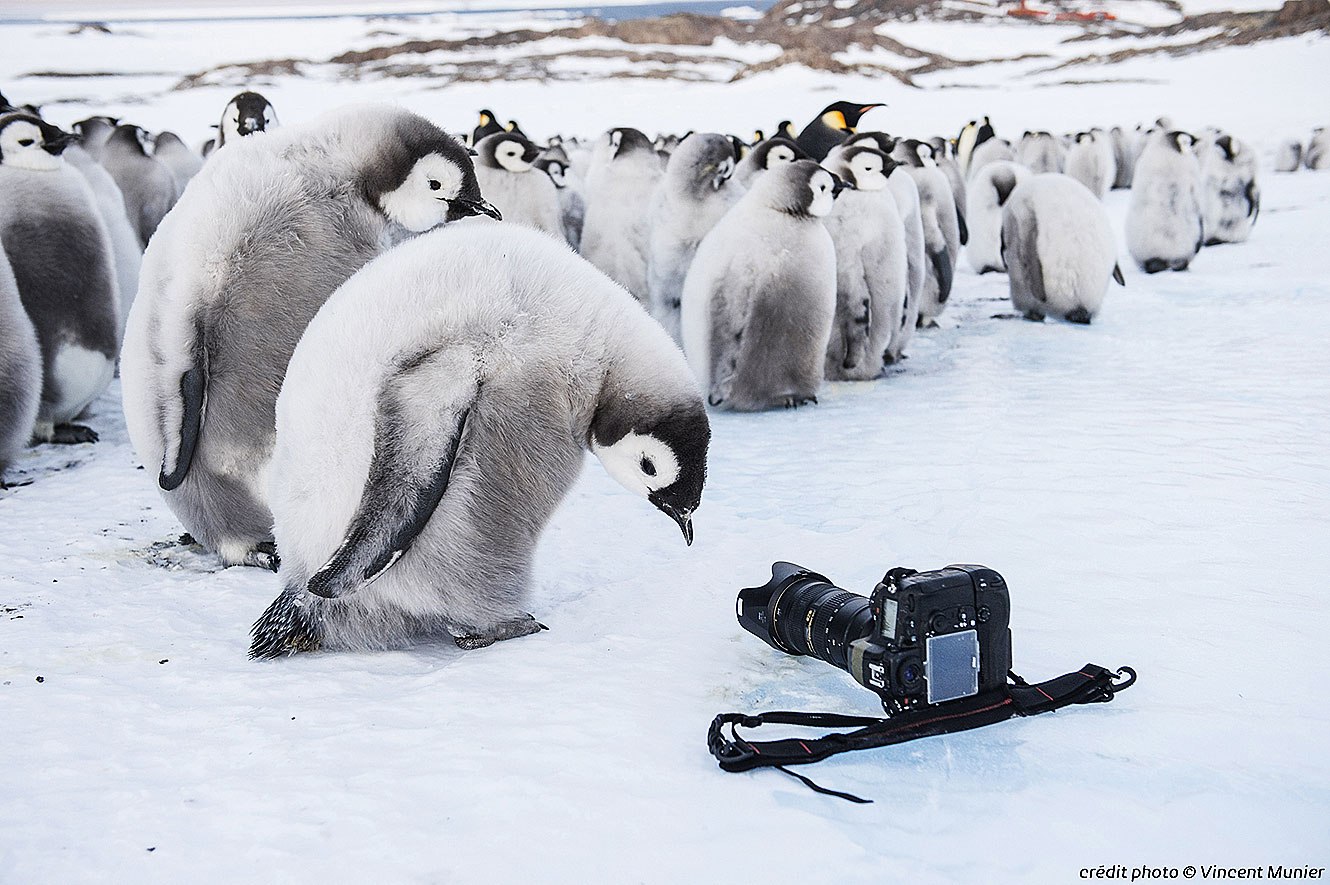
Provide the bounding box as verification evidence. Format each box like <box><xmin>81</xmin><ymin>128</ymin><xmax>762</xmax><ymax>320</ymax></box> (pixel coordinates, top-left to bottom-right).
<box><xmin>1022</xmin><ymin>310</ymin><xmax>1046</xmax><ymax>323</ymax></box>
<box><xmin>454</xmin><ymin>614</ymin><xmax>548</xmax><ymax>650</ymax></box>
<box><xmin>1142</xmin><ymin>259</ymin><xmax>1168</xmax><ymax>274</ymax></box>
<box><xmin>50</xmin><ymin>423</ymin><xmax>99</xmax><ymax>445</ymax></box>
<box><xmin>1170</xmin><ymin>260</ymin><xmax>1190</xmax><ymax>272</ymax></box>
<box><xmin>781</xmin><ymin>394</ymin><xmax>817</xmax><ymax>409</ymax></box>
<box><xmin>990</xmin><ymin>312</ymin><xmax>1022</xmax><ymax>320</ymax></box>
<box><xmin>249</xmin><ymin>589</ymin><xmax>324</xmax><ymax>659</ymax></box>
<box><xmin>241</xmin><ymin>542</ymin><xmax>280</xmax><ymax>572</ymax></box>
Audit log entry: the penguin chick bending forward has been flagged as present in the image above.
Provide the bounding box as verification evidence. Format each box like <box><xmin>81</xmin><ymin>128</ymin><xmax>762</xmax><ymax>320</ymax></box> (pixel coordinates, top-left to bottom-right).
<box><xmin>121</xmin><ymin>105</ymin><xmax>499</xmax><ymax>570</ymax></box>
<box><xmin>250</xmin><ymin>224</ymin><xmax>710</xmax><ymax>657</ymax></box>
<box><xmin>680</xmin><ymin>159</ymin><xmax>839</xmax><ymax>411</ymax></box>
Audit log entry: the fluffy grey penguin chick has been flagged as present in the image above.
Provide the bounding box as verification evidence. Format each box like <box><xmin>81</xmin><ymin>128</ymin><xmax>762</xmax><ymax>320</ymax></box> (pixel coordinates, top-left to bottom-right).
<box><xmin>580</xmin><ymin>127</ymin><xmax>663</xmax><ymax>301</ymax></box>
<box><xmin>532</xmin><ymin>155</ymin><xmax>585</xmax><ymax>249</ymax></box>
<box><xmin>733</xmin><ymin>135</ymin><xmax>806</xmax><ymax>189</ymax></box>
<box><xmin>473</xmin><ymin>131</ymin><xmax>565</xmax><ymax>240</ymax></box>
<box><xmin>153</xmin><ymin>131</ymin><xmax>204</xmax><ymax>193</ymax></box>
<box><xmin>1304</xmin><ymin>128</ymin><xmax>1327</xmax><ymax>170</ymax></box>
<box><xmin>1126</xmin><ymin>130</ymin><xmax>1204</xmax><ymax>273</ymax></box>
<box><xmin>966</xmin><ymin>138</ymin><xmax>1015</xmax><ymax>180</ymax></box>
<box><xmin>1017</xmin><ymin>131</ymin><xmax>1065</xmax><ymax>175</ymax></box>
<box><xmin>0</xmin><ymin>112</ymin><xmax>119</xmax><ymax>444</ymax></box>
<box><xmin>250</xmin><ymin>223</ymin><xmax>709</xmax><ymax>657</ymax></box>
<box><xmin>821</xmin><ymin>145</ymin><xmax>909</xmax><ymax>380</ymax></box>
<box><xmin>894</xmin><ymin>139</ymin><xmax>961</xmax><ymax>327</ymax></box>
<box><xmin>646</xmin><ymin>133</ymin><xmax>744</xmax><ymax>344</ymax></box>
<box><xmin>680</xmin><ymin>159</ymin><xmax>838</xmax><ymax>411</ymax></box>
<box><xmin>1273</xmin><ymin>139</ymin><xmax>1302</xmax><ymax>174</ymax></box>
<box><xmin>120</xmin><ymin>104</ymin><xmax>499</xmax><ymax>570</ymax></box>
<box><xmin>63</xmin><ymin>143</ymin><xmax>142</xmax><ymax>340</ymax></box>
<box><xmin>1200</xmin><ymin>134</ymin><xmax>1259</xmax><ymax>245</ymax></box>
<box><xmin>71</xmin><ymin>116</ymin><xmax>116</xmax><ymax>161</ymax></box>
<box><xmin>1064</xmin><ymin>131</ymin><xmax>1115</xmax><ymax>199</ymax></box>
<box><xmin>0</xmin><ymin>246</ymin><xmax>41</xmax><ymax>476</ymax></box>
<box><xmin>1001</xmin><ymin>173</ymin><xmax>1125</xmax><ymax>324</ymax></box>
<box><xmin>966</xmin><ymin>160</ymin><xmax>1030</xmax><ymax>274</ymax></box>
<box><xmin>215</xmin><ymin>91</ymin><xmax>278</xmax><ymax>149</ymax></box>
<box><xmin>99</xmin><ymin>124</ymin><xmax>179</xmax><ymax>248</ymax></box>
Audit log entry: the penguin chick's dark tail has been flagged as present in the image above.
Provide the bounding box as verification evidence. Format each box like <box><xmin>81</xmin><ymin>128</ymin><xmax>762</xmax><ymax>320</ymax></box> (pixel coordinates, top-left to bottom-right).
<box><xmin>249</xmin><ymin>587</ymin><xmax>325</xmax><ymax>659</ymax></box>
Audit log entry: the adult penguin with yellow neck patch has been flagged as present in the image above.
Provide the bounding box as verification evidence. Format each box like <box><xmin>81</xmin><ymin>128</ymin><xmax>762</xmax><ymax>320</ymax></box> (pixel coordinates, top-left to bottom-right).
<box><xmin>795</xmin><ymin>102</ymin><xmax>883</xmax><ymax>161</ymax></box>
<box><xmin>471</xmin><ymin>109</ymin><xmax>503</xmax><ymax>146</ymax></box>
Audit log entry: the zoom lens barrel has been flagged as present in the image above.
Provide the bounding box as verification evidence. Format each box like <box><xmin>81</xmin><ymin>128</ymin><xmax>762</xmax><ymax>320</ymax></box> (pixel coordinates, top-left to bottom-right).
<box><xmin>737</xmin><ymin>562</ymin><xmax>876</xmax><ymax>674</ymax></box>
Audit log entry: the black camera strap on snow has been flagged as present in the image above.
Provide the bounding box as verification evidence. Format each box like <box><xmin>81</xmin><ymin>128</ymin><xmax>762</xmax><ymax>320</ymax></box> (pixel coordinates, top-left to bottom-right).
<box><xmin>707</xmin><ymin>664</ymin><xmax>1136</xmax><ymax>803</ymax></box>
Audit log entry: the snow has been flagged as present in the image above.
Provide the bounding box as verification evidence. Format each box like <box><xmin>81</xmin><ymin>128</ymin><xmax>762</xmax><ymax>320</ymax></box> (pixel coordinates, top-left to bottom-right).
<box><xmin>3</xmin><ymin>6</ymin><xmax>1330</xmax><ymax>882</ymax></box>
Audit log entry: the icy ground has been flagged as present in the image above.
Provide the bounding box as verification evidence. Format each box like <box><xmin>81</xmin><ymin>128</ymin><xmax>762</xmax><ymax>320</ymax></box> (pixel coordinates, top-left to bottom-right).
<box><xmin>2</xmin><ymin>167</ymin><xmax>1328</xmax><ymax>879</ymax></box>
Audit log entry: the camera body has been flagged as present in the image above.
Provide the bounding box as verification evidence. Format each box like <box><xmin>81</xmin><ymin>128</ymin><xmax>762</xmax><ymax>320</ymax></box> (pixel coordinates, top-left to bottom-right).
<box><xmin>737</xmin><ymin>563</ymin><xmax>1012</xmax><ymax>714</ymax></box>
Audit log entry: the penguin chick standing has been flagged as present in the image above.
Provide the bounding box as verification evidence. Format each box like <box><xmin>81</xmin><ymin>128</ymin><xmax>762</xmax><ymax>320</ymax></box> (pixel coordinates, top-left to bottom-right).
<box><xmin>1064</xmin><ymin>131</ymin><xmax>1115</xmax><ymax>199</ymax></box>
<box><xmin>967</xmin><ymin>137</ymin><xmax>1015</xmax><ymax>180</ymax></box>
<box><xmin>63</xmin><ymin>142</ymin><xmax>142</xmax><ymax>338</ymax></box>
<box><xmin>0</xmin><ymin>245</ymin><xmax>41</xmax><ymax>475</ymax></box>
<box><xmin>1001</xmin><ymin>173</ymin><xmax>1125</xmax><ymax>324</ymax></box>
<box><xmin>795</xmin><ymin>101</ymin><xmax>883</xmax><ymax>161</ymax></box>
<box><xmin>0</xmin><ymin>113</ymin><xmax>119</xmax><ymax>444</ymax></box>
<box><xmin>646</xmin><ymin>133</ymin><xmax>744</xmax><ymax>343</ymax></box>
<box><xmin>120</xmin><ymin>105</ymin><xmax>499</xmax><ymax>570</ymax></box>
<box><xmin>580</xmin><ymin>127</ymin><xmax>662</xmax><ymax>302</ymax></box>
<box><xmin>821</xmin><ymin>145</ymin><xmax>909</xmax><ymax>381</ymax></box>
<box><xmin>1126</xmin><ymin>130</ymin><xmax>1204</xmax><ymax>273</ymax></box>
<box><xmin>1304</xmin><ymin>128</ymin><xmax>1328</xmax><ymax>170</ymax></box>
<box><xmin>1200</xmin><ymin>134</ymin><xmax>1259</xmax><ymax>245</ymax></box>
<box><xmin>680</xmin><ymin>160</ymin><xmax>838</xmax><ymax>411</ymax></box>
<box><xmin>733</xmin><ymin>135</ymin><xmax>807</xmax><ymax>189</ymax></box>
<box><xmin>533</xmin><ymin>155</ymin><xmax>585</xmax><ymax>250</ymax></box>
<box><xmin>966</xmin><ymin>160</ymin><xmax>1030</xmax><ymax>274</ymax></box>
<box><xmin>895</xmin><ymin>139</ymin><xmax>962</xmax><ymax>327</ymax></box>
<box><xmin>153</xmin><ymin>131</ymin><xmax>204</xmax><ymax>193</ymax></box>
<box><xmin>473</xmin><ymin>131</ymin><xmax>564</xmax><ymax>239</ymax></box>
<box><xmin>99</xmin><ymin>124</ymin><xmax>178</xmax><ymax>247</ymax></box>
<box><xmin>249</xmin><ymin>223</ymin><xmax>709</xmax><ymax>657</ymax></box>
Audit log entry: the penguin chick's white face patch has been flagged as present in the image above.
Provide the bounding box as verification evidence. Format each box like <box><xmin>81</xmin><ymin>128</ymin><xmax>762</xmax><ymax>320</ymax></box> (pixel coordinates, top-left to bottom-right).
<box><xmin>916</xmin><ymin>143</ymin><xmax>937</xmax><ymax>167</ymax></box>
<box><xmin>545</xmin><ymin>162</ymin><xmax>566</xmax><ymax>187</ymax></box>
<box><xmin>379</xmin><ymin>154</ymin><xmax>464</xmax><ymax>232</ymax></box>
<box><xmin>767</xmin><ymin>144</ymin><xmax>796</xmax><ymax>167</ymax></box>
<box><xmin>0</xmin><ymin>120</ymin><xmax>61</xmax><ymax>171</ymax></box>
<box><xmin>592</xmin><ymin>432</ymin><xmax>681</xmax><ymax>500</ymax></box>
<box><xmin>808</xmin><ymin>169</ymin><xmax>836</xmax><ymax>217</ymax></box>
<box><xmin>850</xmin><ymin>152</ymin><xmax>887</xmax><ymax>191</ymax></box>
<box><xmin>495</xmin><ymin>139</ymin><xmax>531</xmax><ymax>173</ymax></box>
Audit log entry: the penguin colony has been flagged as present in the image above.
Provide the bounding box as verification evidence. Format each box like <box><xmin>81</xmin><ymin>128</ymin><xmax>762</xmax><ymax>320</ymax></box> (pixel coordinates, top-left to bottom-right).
<box><xmin>0</xmin><ymin>85</ymin><xmax>1313</xmax><ymax>655</ymax></box>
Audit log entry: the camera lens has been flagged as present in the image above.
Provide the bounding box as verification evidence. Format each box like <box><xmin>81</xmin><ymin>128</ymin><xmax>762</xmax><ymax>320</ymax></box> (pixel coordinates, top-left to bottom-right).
<box><xmin>771</xmin><ymin>578</ymin><xmax>875</xmax><ymax>672</ymax></box>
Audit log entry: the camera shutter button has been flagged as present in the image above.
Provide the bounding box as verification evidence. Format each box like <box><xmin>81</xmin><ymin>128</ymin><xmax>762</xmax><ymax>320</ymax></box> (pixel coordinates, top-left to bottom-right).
<box><xmin>929</xmin><ymin>613</ymin><xmax>950</xmax><ymax>633</ymax></box>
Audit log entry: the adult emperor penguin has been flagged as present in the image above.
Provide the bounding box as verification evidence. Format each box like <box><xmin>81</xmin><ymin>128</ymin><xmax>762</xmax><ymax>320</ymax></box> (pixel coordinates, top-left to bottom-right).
<box><xmin>1126</xmin><ymin>130</ymin><xmax>1204</xmax><ymax>273</ymax></box>
<box><xmin>0</xmin><ymin>246</ymin><xmax>41</xmax><ymax>476</ymax></box>
<box><xmin>1001</xmin><ymin>173</ymin><xmax>1125</xmax><ymax>324</ymax></box>
<box><xmin>680</xmin><ymin>159</ymin><xmax>839</xmax><ymax>411</ymax></box>
<box><xmin>471</xmin><ymin>109</ymin><xmax>503</xmax><ymax>146</ymax></box>
<box><xmin>99</xmin><ymin>124</ymin><xmax>178</xmax><ymax>247</ymax></box>
<box><xmin>733</xmin><ymin>134</ymin><xmax>806</xmax><ymax>188</ymax></box>
<box><xmin>820</xmin><ymin>145</ymin><xmax>909</xmax><ymax>380</ymax></box>
<box><xmin>966</xmin><ymin>160</ymin><xmax>1030</xmax><ymax>274</ymax></box>
<box><xmin>1200</xmin><ymin>134</ymin><xmax>1259</xmax><ymax>245</ymax></box>
<box><xmin>120</xmin><ymin>104</ymin><xmax>499</xmax><ymax>570</ymax></box>
<box><xmin>215</xmin><ymin>91</ymin><xmax>277</xmax><ymax>150</ymax></box>
<box><xmin>579</xmin><ymin>127</ymin><xmax>662</xmax><ymax>302</ymax></box>
<box><xmin>646</xmin><ymin>133</ymin><xmax>744</xmax><ymax>343</ymax></box>
<box><xmin>0</xmin><ymin>112</ymin><xmax>119</xmax><ymax>444</ymax></box>
<box><xmin>473</xmin><ymin>131</ymin><xmax>564</xmax><ymax>239</ymax></box>
<box><xmin>956</xmin><ymin>120</ymin><xmax>980</xmax><ymax>176</ymax></box>
<box><xmin>1064</xmin><ymin>131</ymin><xmax>1115</xmax><ymax>199</ymax></box>
<box><xmin>533</xmin><ymin>155</ymin><xmax>585</xmax><ymax>249</ymax></box>
<box><xmin>249</xmin><ymin>222</ymin><xmax>709</xmax><ymax>657</ymax></box>
<box><xmin>795</xmin><ymin>101</ymin><xmax>884</xmax><ymax>161</ymax></box>
<box><xmin>894</xmin><ymin>139</ymin><xmax>963</xmax><ymax>327</ymax></box>
<box><xmin>63</xmin><ymin>142</ymin><xmax>142</xmax><ymax>337</ymax></box>
<box><xmin>153</xmin><ymin>131</ymin><xmax>204</xmax><ymax>193</ymax></box>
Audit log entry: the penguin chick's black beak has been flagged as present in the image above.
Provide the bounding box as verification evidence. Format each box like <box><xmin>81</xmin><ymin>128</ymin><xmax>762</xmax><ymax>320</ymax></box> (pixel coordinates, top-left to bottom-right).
<box><xmin>832</xmin><ymin>175</ymin><xmax>855</xmax><ymax>197</ymax></box>
<box><xmin>650</xmin><ymin>496</ymin><xmax>694</xmax><ymax>546</ymax></box>
<box><xmin>39</xmin><ymin>126</ymin><xmax>73</xmax><ymax>156</ymax></box>
<box><xmin>452</xmin><ymin>198</ymin><xmax>503</xmax><ymax>221</ymax></box>
<box><xmin>237</xmin><ymin>116</ymin><xmax>262</xmax><ymax>136</ymax></box>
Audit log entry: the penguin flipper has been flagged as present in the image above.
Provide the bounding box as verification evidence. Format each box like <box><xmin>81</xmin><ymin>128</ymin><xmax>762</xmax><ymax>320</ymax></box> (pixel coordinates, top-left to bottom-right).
<box><xmin>304</xmin><ymin>353</ymin><xmax>477</xmax><ymax>600</ymax></box>
<box><xmin>957</xmin><ymin>208</ymin><xmax>969</xmax><ymax>246</ymax></box>
<box><xmin>928</xmin><ymin>246</ymin><xmax>954</xmax><ymax>305</ymax></box>
<box><xmin>158</xmin><ymin>362</ymin><xmax>205</xmax><ymax>491</ymax></box>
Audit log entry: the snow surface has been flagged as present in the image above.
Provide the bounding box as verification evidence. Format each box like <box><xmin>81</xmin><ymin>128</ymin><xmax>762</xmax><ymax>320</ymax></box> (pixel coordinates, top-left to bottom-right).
<box><xmin>3</xmin><ymin>8</ymin><xmax>1330</xmax><ymax>883</ymax></box>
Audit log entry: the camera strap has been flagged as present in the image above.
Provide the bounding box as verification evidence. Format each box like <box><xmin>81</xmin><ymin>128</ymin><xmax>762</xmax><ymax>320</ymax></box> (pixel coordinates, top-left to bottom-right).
<box><xmin>707</xmin><ymin>663</ymin><xmax>1135</xmax><ymax>803</ymax></box>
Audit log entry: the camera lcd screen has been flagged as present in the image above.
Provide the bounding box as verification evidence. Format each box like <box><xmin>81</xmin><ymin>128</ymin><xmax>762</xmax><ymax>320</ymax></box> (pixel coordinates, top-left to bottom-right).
<box><xmin>925</xmin><ymin>630</ymin><xmax>980</xmax><ymax>704</ymax></box>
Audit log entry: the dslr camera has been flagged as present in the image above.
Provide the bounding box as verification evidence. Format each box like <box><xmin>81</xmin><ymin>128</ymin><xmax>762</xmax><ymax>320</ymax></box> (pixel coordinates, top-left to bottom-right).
<box><xmin>737</xmin><ymin>562</ymin><xmax>1012</xmax><ymax>714</ymax></box>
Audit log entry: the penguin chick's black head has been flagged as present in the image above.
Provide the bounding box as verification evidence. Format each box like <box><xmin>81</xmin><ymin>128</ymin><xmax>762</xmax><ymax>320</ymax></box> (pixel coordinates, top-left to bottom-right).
<box><xmin>221</xmin><ymin>91</ymin><xmax>276</xmax><ymax>142</ymax></box>
<box><xmin>608</xmin><ymin>127</ymin><xmax>655</xmax><ymax>160</ymax></box>
<box><xmin>846</xmin><ymin>130</ymin><xmax>897</xmax><ymax>156</ymax></box>
<box><xmin>762</xmin><ymin>159</ymin><xmax>839</xmax><ymax>218</ymax></box>
<box><xmin>109</xmin><ymin>123</ymin><xmax>149</xmax><ymax>155</ymax></box>
<box><xmin>363</xmin><ymin>113</ymin><xmax>501</xmax><ymax>231</ymax></box>
<box><xmin>475</xmin><ymin>130</ymin><xmax>541</xmax><ymax>172</ymax></box>
<box><xmin>0</xmin><ymin>112</ymin><xmax>74</xmax><ymax>164</ymax></box>
<box><xmin>590</xmin><ymin>398</ymin><xmax>711</xmax><ymax>547</ymax></box>
<box><xmin>751</xmin><ymin>135</ymin><xmax>808</xmax><ymax>170</ymax></box>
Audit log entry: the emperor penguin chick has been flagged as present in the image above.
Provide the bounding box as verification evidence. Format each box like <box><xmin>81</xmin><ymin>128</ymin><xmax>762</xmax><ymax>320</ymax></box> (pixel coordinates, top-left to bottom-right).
<box><xmin>966</xmin><ymin>160</ymin><xmax>1030</xmax><ymax>274</ymax></box>
<box><xmin>821</xmin><ymin>145</ymin><xmax>909</xmax><ymax>380</ymax></box>
<box><xmin>1200</xmin><ymin>134</ymin><xmax>1259</xmax><ymax>246</ymax></box>
<box><xmin>1304</xmin><ymin>128</ymin><xmax>1328</xmax><ymax>170</ymax></box>
<box><xmin>1064</xmin><ymin>131</ymin><xmax>1115</xmax><ymax>199</ymax></box>
<box><xmin>0</xmin><ymin>246</ymin><xmax>41</xmax><ymax>475</ymax></box>
<box><xmin>966</xmin><ymin>137</ymin><xmax>1015</xmax><ymax>180</ymax></box>
<box><xmin>99</xmin><ymin>124</ymin><xmax>178</xmax><ymax>247</ymax></box>
<box><xmin>63</xmin><ymin>143</ymin><xmax>142</xmax><ymax>337</ymax></box>
<box><xmin>646</xmin><ymin>133</ymin><xmax>744</xmax><ymax>343</ymax></box>
<box><xmin>580</xmin><ymin>127</ymin><xmax>663</xmax><ymax>301</ymax></box>
<box><xmin>679</xmin><ymin>160</ymin><xmax>839</xmax><ymax>411</ymax></box>
<box><xmin>473</xmin><ymin>131</ymin><xmax>564</xmax><ymax>240</ymax></box>
<box><xmin>153</xmin><ymin>131</ymin><xmax>204</xmax><ymax>193</ymax></box>
<box><xmin>1001</xmin><ymin>173</ymin><xmax>1125</xmax><ymax>324</ymax></box>
<box><xmin>533</xmin><ymin>155</ymin><xmax>585</xmax><ymax>250</ymax></box>
<box><xmin>895</xmin><ymin>139</ymin><xmax>962</xmax><ymax>327</ymax></box>
<box><xmin>216</xmin><ymin>91</ymin><xmax>278</xmax><ymax>150</ymax></box>
<box><xmin>120</xmin><ymin>104</ymin><xmax>499</xmax><ymax>570</ymax></box>
<box><xmin>0</xmin><ymin>112</ymin><xmax>119</xmax><ymax>444</ymax></box>
<box><xmin>249</xmin><ymin>223</ymin><xmax>709</xmax><ymax>657</ymax></box>
<box><xmin>733</xmin><ymin>135</ymin><xmax>807</xmax><ymax>189</ymax></box>
<box><xmin>1126</xmin><ymin>130</ymin><xmax>1204</xmax><ymax>273</ymax></box>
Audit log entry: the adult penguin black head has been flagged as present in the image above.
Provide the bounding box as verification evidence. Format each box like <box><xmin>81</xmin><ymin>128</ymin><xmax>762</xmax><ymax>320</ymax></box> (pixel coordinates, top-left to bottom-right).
<box><xmin>795</xmin><ymin>101</ymin><xmax>884</xmax><ymax>161</ymax></box>
<box><xmin>472</xmin><ymin>109</ymin><xmax>503</xmax><ymax>145</ymax></box>
<box><xmin>977</xmin><ymin>116</ymin><xmax>995</xmax><ymax>144</ymax></box>
<box><xmin>217</xmin><ymin>91</ymin><xmax>277</xmax><ymax>147</ymax></box>
<box><xmin>362</xmin><ymin>115</ymin><xmax>501</xmax><ymax>231</ymax></box>
<box><xmin>776</xmin><ymin>120</ymin><xmax>797</xmax><ymax>140</ymax></box>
